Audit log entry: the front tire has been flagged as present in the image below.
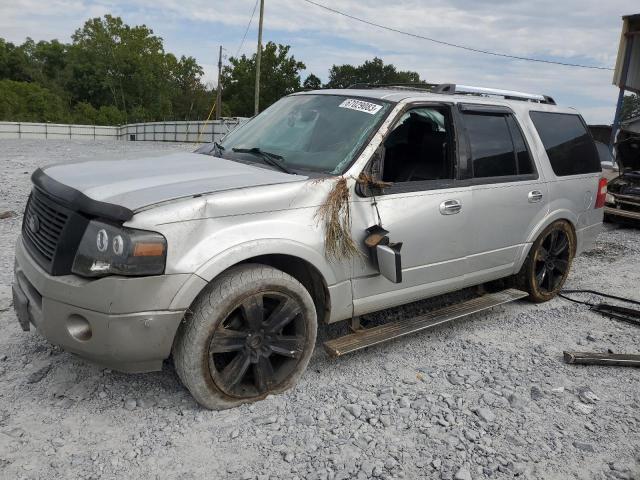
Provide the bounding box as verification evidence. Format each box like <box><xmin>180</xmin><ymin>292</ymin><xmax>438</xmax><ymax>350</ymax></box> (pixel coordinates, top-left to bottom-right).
<box><xmin>516</xmin><ymin>221</ymin><xmax>576</xmax><ymax>303</ymax></box>
<box><xmin>173</xmin><ymin>264</ymin><xmax>317</xmax><ymax>410</ymax></box>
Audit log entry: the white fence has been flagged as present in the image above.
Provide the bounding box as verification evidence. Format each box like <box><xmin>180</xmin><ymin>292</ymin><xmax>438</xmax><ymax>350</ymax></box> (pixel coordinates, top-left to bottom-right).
<box><xmin>0</xmin><ymin>122</ymin><xmax>119</xmax><ymax>140</ymax></box>
<box><xmin>0</xmin><ymin>118</ymin><xmax>247</xmax><ymax>143</ymax></box>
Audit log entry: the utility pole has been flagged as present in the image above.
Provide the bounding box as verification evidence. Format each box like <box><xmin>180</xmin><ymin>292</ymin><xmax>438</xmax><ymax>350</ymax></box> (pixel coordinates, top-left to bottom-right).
<box><xmin>215</xmin><ymin>45</ymin><xmax>223</xmax><ymax>120</ymax></box>
<box><xmin>254</xmin><ymin>0</ymin><xmax>265</xmax><ymax>116</ymax></box>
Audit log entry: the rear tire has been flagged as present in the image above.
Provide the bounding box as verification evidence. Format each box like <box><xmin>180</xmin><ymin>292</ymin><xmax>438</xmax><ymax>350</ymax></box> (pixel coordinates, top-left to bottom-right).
<box><xmin>516</xmin><ymin>221</ymin><xmax>576</xmax><ymax>303</ymax></box>
<box><xmin>173</xmin><ymin>264</ymin><xmax>317</xmax><ymax>410</ymax></box>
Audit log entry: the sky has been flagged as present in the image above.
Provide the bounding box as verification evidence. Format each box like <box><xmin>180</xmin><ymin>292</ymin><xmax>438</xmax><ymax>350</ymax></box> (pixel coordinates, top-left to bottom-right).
<box><xmin>0</xmin><ymin>0</ymin><xmax>633</xmax><ymax>124</ymax></box>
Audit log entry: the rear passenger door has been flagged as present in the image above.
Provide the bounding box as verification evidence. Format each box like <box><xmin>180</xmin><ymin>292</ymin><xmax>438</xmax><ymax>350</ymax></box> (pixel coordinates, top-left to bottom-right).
<box><xmin>458</xmin><ymin>104</ymin><xmax>549</xmax><ymax>281</ymax></box>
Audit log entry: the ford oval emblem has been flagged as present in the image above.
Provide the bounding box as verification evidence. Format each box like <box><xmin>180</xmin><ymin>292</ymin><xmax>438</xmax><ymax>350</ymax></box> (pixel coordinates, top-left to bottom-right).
<box><xmin>28</xmin><ymin>215</ymin><xmax>40</xmax><ymax>234</ymax></box>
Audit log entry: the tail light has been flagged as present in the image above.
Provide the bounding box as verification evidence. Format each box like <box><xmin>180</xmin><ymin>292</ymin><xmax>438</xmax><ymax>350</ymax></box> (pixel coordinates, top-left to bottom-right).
<box><xmin>594</xmin><ymin>177</ymin><xmax>607</xmax><ymax>209</ymax></box>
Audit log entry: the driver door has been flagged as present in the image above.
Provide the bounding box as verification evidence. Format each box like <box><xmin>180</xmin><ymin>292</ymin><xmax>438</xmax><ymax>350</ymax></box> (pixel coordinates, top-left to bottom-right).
<box><xmin>350</xmin><ymin>104</ymin><xmax>471</xmax><ymax>316</ymax></box>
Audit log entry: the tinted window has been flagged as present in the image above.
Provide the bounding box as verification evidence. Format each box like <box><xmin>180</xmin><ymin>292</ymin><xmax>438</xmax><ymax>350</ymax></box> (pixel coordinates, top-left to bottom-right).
<box><xmin>382</xmin><ymin>107</ymin><xmax>454</xmax><ymax>183</ymax></box>
<box><xmin>507</xmin><ymin>116</ymin><xmax>534</xmax><ymax>175</ymax></box>
<box><xmin>530</xmin><ymin>111</ymin><xmax>600</xmax><ymax>176</ymax></box>
<box><xmin>464</xmin><ymin>113</ymin><xmax>534</xmax><ymax>178</ymax></box>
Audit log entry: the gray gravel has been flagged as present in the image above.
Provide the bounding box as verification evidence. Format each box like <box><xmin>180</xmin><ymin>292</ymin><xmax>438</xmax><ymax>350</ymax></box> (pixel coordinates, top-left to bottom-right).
<box><xmin>1</xmin><ymin>139</ymin><xmax>640</xmax><ymax>480</ymax></box>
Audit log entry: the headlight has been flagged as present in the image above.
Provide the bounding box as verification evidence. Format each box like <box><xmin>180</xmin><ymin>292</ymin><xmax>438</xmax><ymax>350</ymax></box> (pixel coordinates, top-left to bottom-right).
<box><xmin>72</xmin><ymin>221</ymin><xmax>167</xmax><ymax>277</ymax></box>
<box><xmin>605</xmin><ymin>193</ymin><xmax>615</xmax><ymax>205</ymax></box>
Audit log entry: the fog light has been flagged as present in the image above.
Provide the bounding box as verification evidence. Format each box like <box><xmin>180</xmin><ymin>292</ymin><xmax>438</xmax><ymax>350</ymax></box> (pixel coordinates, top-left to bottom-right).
<box><xmin>66</xmin><ymin>314</ymin><xmax>92</xmax><ymax>341</ymax></box>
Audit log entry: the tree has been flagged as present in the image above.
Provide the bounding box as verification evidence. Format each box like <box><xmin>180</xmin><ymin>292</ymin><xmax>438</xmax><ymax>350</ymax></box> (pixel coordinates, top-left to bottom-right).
<box><xmin>325</xmin><ymin>57</ymin><xmax>423</xmax><ymax>88</ymax></box>
<box><xmin>0</xmin><ymin>39</ymin><xmax>33</xmax><ymax>82</ymax></box>
<box><xmin>303</xmin><ymin>73</ymin><xmax>322</xmax><ymax>90</ymax></box>
<box><xmin>621</xmin><ymin>93</ymin><xmax>640</xmax><ymax>121</ymax></box>
<box><xmin>221</xmin><ymin>42</ymin><xmax>306</xmax><ymax>116</ymax></box>
<box><xmin>0</xmin><ymin>79</ymin><xmax>68</xmax><ymax>122</ymax></box>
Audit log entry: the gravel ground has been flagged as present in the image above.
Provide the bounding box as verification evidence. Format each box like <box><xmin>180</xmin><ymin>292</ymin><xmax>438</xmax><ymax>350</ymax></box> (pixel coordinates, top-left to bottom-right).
<box><xmin>1</xmin><ymin>139</ymin><xmax>639</xmax><ymax>480</ymax></box>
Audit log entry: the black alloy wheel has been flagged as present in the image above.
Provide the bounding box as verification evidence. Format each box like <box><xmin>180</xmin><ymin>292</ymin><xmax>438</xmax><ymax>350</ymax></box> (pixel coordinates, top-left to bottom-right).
<box><xmin>533</xmin><ymin>228</ymin><xmax>571</xmax><ymax>294</ymax></box>
<box><xmin>208</xmin><ymin>291</ymin><xmax>307</xmax><ymax>398</ymax></box>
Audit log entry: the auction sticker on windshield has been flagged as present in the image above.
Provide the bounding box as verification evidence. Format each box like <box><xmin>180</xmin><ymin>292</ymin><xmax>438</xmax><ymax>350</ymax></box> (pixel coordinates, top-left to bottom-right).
<box><xmin>339</xmin><ymin>99</ymin><xmax>383</xmax><ymax>115</ymax></box>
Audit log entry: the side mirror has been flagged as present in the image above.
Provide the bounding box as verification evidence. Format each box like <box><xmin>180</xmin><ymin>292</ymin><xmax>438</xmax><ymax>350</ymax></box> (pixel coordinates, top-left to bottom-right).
<box><xmin>376</xmin><ymin>243</ymin><xmax>403</xmax><ymax>284</ymax></box>
<box><xmin>364</xmin><ymin>225</ymin><xmax>403</xmax><ymax>284</ymax></box>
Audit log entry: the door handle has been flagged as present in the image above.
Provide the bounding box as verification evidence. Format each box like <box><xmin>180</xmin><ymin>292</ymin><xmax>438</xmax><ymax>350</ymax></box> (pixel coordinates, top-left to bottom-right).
<box><xmin>528</xmin><ymin>190</ymin><xmax>543</xmax><ymax>203</ymax></box>
<box><xmin>439</xmin><ymin>199</ymin><xmax>462</xmax><ymax>215</ymax></box>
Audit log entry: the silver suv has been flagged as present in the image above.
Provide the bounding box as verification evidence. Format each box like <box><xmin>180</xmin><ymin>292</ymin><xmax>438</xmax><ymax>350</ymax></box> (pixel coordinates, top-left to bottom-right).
<box><xmin>13</xmin><ymin>84</ymin><xmax>605</xmax><ymax>409</ymax></box>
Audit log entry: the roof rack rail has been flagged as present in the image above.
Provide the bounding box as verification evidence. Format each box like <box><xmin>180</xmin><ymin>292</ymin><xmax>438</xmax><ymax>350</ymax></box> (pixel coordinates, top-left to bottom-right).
<box><xmin>434</xmin><ymin>84</ymin><xmax>556</xmax><ymax>105</ymax></box>
<box><xmin>346</xmin><ymin>82</ymin><xmax>555</xmax><ymax>105</ymax></box>
<box><xmin>348</xmin><ymin>82</ymin><xmax>440</xmax><ymax>92</ymax></box>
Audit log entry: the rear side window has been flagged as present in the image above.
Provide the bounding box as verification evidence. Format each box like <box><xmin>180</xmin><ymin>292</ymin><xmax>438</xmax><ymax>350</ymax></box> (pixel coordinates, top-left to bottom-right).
<box><xmin>462</xmin><ymin>112</ymin><xmax>535</xmax><ymax>178</ymax></box>
<box><xmin>529</xmin><ymin>111</ymin><xmax>600</xmax><ymax>176</ymax></box>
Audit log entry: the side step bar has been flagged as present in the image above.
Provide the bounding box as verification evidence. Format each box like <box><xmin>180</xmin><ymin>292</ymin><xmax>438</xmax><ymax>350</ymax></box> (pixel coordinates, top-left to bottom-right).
<box><xmin>324</xmin><ymin>288</ymin><xmax>528</xmax><ymax>357</ymax></box>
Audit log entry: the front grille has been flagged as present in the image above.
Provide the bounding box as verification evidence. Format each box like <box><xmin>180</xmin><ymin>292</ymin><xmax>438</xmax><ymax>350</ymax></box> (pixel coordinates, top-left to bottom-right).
<box><xmin>22</xmin><ymin>190</ymin><xmax>69</xmax><ymax>262</ymax></box>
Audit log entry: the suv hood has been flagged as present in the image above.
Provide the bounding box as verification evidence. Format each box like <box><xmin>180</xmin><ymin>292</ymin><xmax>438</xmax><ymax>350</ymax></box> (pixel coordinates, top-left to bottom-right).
<box><xmin>36</xmin><ymin>151</ymin><xmax>306</xmax><ymax>220</ymax></box>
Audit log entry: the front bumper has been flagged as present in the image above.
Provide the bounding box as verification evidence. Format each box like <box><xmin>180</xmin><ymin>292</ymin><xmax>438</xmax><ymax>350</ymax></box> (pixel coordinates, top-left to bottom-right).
<box><xmin>13</xmin><ymin>237</ymin><xmax>188</xmax><ymax>373</ymax></box>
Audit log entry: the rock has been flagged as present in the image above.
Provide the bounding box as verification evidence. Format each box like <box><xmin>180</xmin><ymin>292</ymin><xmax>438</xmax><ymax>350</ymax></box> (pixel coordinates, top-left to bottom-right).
<box><xmin>447</xmin><ymin>374</ymin><xmax>464</xmax><ymax>386</ymax></box>
<box><xmin>454</xmin><ymin>466</ymin><xmax>472</xmax><ymax>480</ymax></box>
<box><xmin>572</xmin><ymin>441</ymin><xmax>595</xmax><ymax>453</ymax></box>
<box><xmin>610</xmin><ymin>462</ymin><xmax>632</xmax><ymax>472</ymax></box>
<box><xmin>576</xmin><ymin>386</ymin><xmax>600</xmax><ymax>404</ymax></box>
<box><xmin>399</xmin><ymin>397</ymin><xmax>411</xmax><ymax>408</ymax></box>
<box><xmin>51</xmin><ymin>437</ymin><xmax>65</xmax><ymax>448</ymax></box>
<box><xmin>283</xmin><ymin>452</ymin><xmax>294</xmax><ymax>463</ymax></box>
<box><xmin>572</xmin><ymin>402</ymin><xmax>594</xmax><ymax>415</ymax></box>
<box><xmin>230</xmin><ymin>430</ymin><xmax>240</xmax><ymax>439</ymax></box>
<box><xmin>464</xmin><ymin>430</ymin><xmax>479</xmax><ymax>442</ymax></box>
<box><xmin>530</xmin><ymin>386</ymin><xmax>543</xmax><ymax>401</ymax></box>
<box><xmin>345</xmin><ymin>404</ymin><xmax>362</xmax><ymax>418</ymax></box>
<box><xmin>474</xmin><ymin>407</ymin><xmax>495</xmax><ymax>423</ymax></box>
<box><xmin>124</xmin><ymin>399</ymin><xmax>137</xmax><ymax>411</ymax></box>
<box><xmin>252</xmin><ymin>415</ymin><xmax>277</xmax><ymax>425</ymax></box>
<box><xmin>137</xmin><ymin>398</ymin><xmax>156</xmax><ymax>408</ymax></box>
<box><xmin>297</xmin><ymin>414</ymin><xmax>315</xmax><ymax>426</ymax></box>
<box><xmin>27</xmin><ymin>364</ymin><xmax>51</xmax><ymax>384</ymax></box>
<box><xmin>508</xmin><ymin>394</ymin><xmax>527</xmax><ymax>410</ymax></box>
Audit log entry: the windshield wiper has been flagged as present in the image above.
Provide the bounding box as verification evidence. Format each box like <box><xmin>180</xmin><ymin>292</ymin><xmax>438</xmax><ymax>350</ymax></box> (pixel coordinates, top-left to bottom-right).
<box><xmin>232</xmin><ymin>147</ymin><xmax>294</xmax><ymax>174</ymax></box>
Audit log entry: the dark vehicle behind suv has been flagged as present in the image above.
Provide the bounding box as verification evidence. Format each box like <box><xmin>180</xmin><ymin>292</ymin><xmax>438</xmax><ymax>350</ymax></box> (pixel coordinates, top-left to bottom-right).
<box><xmin>605</xmin><ymin>119</ymin><xmax>640</xmax><ymax>222</ymax></box>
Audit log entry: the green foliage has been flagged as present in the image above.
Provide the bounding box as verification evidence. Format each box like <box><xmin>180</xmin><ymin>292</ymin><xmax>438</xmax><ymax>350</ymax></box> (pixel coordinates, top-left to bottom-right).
<box><xmin>222</xmin><ymin>42</ymin><xmax>306</xmax><ymax>116</ymax></box>
<box><xmin>0</xmin><ymin>79</ymin><xmax>69</xmax><ymax>122</ymax></box>
<box><xmin>621</xmin><ymin>94</ymin><xmax>640</xmax><ymax>121</ymax></box>
<box><xmin>303</xmin><ymin>73</ymin><xmax>322</xmax><ymax>90</ymax></box>
<box><xmin>0</xmin><ymin>16</ymin><xmax>428</xmax><ymax>124</ymax></box>
<box><xmin>0</xmin><ymin>15</ymin><xmax>211</xmax><ymax>124</ymax></box>
<box><xmin>326</xmin><ymin>57</ymin><xmax>423</xmax><ymax>88</ymax></box>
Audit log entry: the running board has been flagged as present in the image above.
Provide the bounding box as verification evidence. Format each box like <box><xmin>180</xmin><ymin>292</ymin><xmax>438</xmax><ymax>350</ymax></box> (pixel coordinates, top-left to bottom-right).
<box><xmin>324</xmin><ymin>288</ymin><xmax>528</xmax><ymax>357</ymax></box>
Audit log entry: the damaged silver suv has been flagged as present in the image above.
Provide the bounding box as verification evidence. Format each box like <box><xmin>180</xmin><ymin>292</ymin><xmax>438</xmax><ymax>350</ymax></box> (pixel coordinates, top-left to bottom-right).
<box><xmin>13</xmin><ymin>84</ymin><xmax>604</xmax><ymax>409</ymax></box>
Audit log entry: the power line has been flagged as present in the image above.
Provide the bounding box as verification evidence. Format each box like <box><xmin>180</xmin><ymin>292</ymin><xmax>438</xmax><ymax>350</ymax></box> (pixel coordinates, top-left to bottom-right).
<box><xmin>301</xmin><ymin>0</ymin><xmax>614</xmax><ymax>71</ymax></box>
<box><xmin>235</xmin><ymin>0</ymin><xmax>260</xmax><ymax>58</ymax></box>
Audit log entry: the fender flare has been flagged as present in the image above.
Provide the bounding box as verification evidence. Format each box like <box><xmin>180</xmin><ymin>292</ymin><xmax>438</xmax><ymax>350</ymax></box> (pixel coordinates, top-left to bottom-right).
<box><xmin>513</xmin><ymin>209</ymin><xmax>578</xmax><ymax>273</ymax></box>
<box><xmin>169</xmin><ymin>238</ymin><xmax>342</xmax><ymax>310</ymax></box>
